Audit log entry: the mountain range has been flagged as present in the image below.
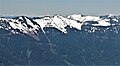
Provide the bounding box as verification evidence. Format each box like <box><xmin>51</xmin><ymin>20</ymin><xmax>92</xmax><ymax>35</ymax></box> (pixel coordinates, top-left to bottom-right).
<box><xmin>0</xmin><ymin>14</ymin><xmax>120</xmax><ymax>65</ymax></box>
<box><xmin>0</xmin><ymin>14</ymin><xmax>120</xmax><ymax>40</ymax></box>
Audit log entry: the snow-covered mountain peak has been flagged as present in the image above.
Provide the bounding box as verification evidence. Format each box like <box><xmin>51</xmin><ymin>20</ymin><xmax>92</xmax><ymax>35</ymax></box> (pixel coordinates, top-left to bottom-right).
<box><xmin>0</xmin><ymin>14</ymin><xmax>120</xmax><ymax>40</ymax></box>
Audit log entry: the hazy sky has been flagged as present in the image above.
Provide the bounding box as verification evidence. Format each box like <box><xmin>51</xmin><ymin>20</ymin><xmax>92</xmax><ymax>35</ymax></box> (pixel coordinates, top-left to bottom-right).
<box><xmin>0</xmin><ymin>0</ymin><xmax>120</xmax><ymax>16</ymax></box>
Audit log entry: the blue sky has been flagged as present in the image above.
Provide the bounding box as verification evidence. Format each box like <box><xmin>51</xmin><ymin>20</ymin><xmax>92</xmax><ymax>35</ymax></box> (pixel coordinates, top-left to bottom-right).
<box><xmin>0</xmin><ymin>0</ymin><xmax>120</xmax><ymax>16</ymax></box>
